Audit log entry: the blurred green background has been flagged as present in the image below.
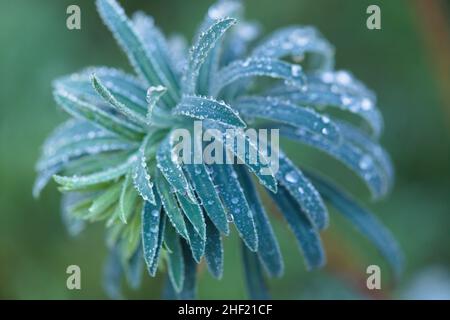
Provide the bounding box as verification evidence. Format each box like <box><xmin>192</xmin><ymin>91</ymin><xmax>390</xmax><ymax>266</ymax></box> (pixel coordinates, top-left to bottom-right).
<box><xmin>0</xmin><ymin>0</ymin><xmax>449</xmax><ymax>299</ymax></box>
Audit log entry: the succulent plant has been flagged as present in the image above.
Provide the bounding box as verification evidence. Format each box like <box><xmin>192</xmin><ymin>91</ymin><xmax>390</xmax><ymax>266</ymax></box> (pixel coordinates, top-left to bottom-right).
<box><xmin>35</xmin><ymin>0</ymin><xmax>402</xmax><ymax>299</ymax></box>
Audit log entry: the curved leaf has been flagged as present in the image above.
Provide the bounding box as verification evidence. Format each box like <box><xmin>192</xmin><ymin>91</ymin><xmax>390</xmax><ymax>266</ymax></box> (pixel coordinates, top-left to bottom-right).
<box><xmin>236</xmin><ymin>96</ymin><xmax>341</xmax><ymax>144</ymax></box>
<box><xmin>235</xmin><ymin>165</ymin><xmax>284</xmax><ymax>277</ymax></box>
<box><xmin>269</xmin><ymin>186</ymin><xmax>326</xmax><ymax>270</ymax></box>
<box><xmin>155</xmin><ymin>169</ymin><xmax>188</xmax><ymax>240</ymax></box>
<box><xmin>96</xmin><ymin>0</ymin><xmax>178</xmax><ymax>104</ymax></box>
<box><xmin>210</xmin><ymin>164</ymin><xmax>258</xmax><ymax>252</ymax></box>
<box><xmin>211</xmin><ymin>57</ymin><xmax>306</xmax><ymax>96</ymax></box>
<box><xmin>164</xmin><ymin>223</ymin><xmax>185</xmax><ymax>292</ymax></box>
<box><xmin>204</xmin><ymin>216</ymin><xmax>224</xmax><ymax>279</ymax></box>
<box><xmin>306</xmin><ymin>171</ymin><xmax>403</xmax><ymax>277</ymax></box>
<box><xmin>252</xmin><ymin>26</ymin><xmax>334</xmax><ymax>71</ymax></box>
<box><xmin>173</xmin><ymin>95</ymin><xmax>246</xmax><ymax>128</ymax></box>
<box><xmin>241</xmin><ymin>242</ymin><xmax>271</xmax><ymax>300</ymax></box>
<box><xmin>183</xmin><ymin>18</ymin><xmax>236</xmax><ymax>94</ymax></box>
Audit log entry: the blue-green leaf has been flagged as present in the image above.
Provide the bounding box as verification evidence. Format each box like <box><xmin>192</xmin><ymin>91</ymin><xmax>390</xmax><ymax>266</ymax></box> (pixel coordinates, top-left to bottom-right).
<box><xmin>275</xmin><ymin>123</ymin><xmax>391</xmax><ymax>199</ymax></box>
<box><xmin>155</xmin><ymin>169</ymin><xmax>188</xmax><ymax>240</ymax></box>
<box><xmin>268</xmin><ymin>71</ymin><xmax>382</xmax><ymax>136</ymax></box>
<box><xmin>276</xmin><ymin>152</ymin><xmax>329</xmax><ymax>230</ymax></box>
<box><xmin>132</xmin><ymin>12</ymin><xmax>180</xmax><ymax>91</ymax></box>
<box><xmin>148</xmin><ymin>214</ymin><xmax>166</xmax><ymax>276</ymax></box>
<box><xmin>252</xmin><ymin>26</ymin><xmax>334</xmax><ymax>71</ymax></box>
<box><xmin>60</xmin><ymin>192</ymin><xmax>87</xmax><ymax>236</ymax></box>
<box><xmin>204</xmin><ymin>216</ymin><xmax>224</xmax><ymax>279</ymax></box>
<box><xmin>210</xmin><ymin>164</ymin><xmax>258</xmax><ymax>252</ymax></box>
<box><xmin>124</xmin><ymin>246</ymin><xmax>143</xmax><ymax>289</ymax></box>
<box><xmin>211</xmin><ymin>57</ymin><xmax>306</xmax><ymax>96</ymax></box>
<box><xmin>177</xmin><ymin>193</ymin><xmax>206</xmax><ymax>240</ymax></box>
<box><xmin>269</xmin><ymin>186</ymin><xmax>326</xmax><ymax>270</ymax></box>
<box><xmin>173</xmin><ymin>95</ymin><xmax>246</xmax><ymax>128</ymax></box>
<box><xmin>235</xmin><ymin>165</ymin><xmax>284</xmax><ymax>277</ymax></box>
<box><xmin>178</xmin><ymin>242</ymin><xmax>198</xmax><ymax>299</ymax></box>
<box><xmin>118</xmin><ymin>172</ymin><xmax>138</xmax><ymax>224</ymax></box>
<box><xmin>91</xmin><ymin>74</ymin><xmax>147</xmax><ymax>127</ymax></box>
<box><xmin>183</xmin><ymin>18</ymin><xmax>236</xmax><ymax>94</ymax></box>
<box><xmin>305</xmin><ymin>171</ymin><xmax>403</xmax><ymax>277</ymax></box>
<box><xmin>146</xmin><ymin>85</ymin><xmax>168</xmax><ymax>124</ymax></box>
<box><xmin>205</xmin><ymin>121</ymin><xmax>278</xmax><ymax>193</ymax></box>
<box><xmin>131</xmin><ymin>141</ymin><xmax>156</xmax><ymax>205</ymax></box>
<box><xmin>103</xmin><ymin>245</ymin><xmax>124</xmax><ymax>300</ymax></box>
<box><xmin>184</xmin><ymin>163</ymin><xmax>229</xmax><ymax>235</ymax></box>
<box><xmin>54</xmin><ymin>67</ymin><xmax>148</xmax><ymax>113</ymax></box>
<box><xmin>141</xmin><ymin>197</ymin><xmax>162</xmax><ymax>274</ymax></box>
<box><xmin>156</xmin><ymin>135</ymin><xmax>196</xmax><ymax>202</ymax></box>
<box><xmin>185</xmin><ymin>219</ymin><xmax>205</xmax><ymax>263</ymax></box>
<box><xmin>241</xmin><ymin>242</ymin><xmax>271</xmax><ymax>300</ymax></box>
<box><xmin>37</xmin><ymin>136</ymin><xmax>135</xmax><ymax>172</ymax></box>
<box><xmin>164</xmin><ymin>223</ymin><xmax>185</xmax><ymax>293</ymax></box>
<box><xmin>95</xmin><ymin>0</ymin><xmax>177</xmax><ymax>104</ymax></box>
<box><xmin>53</xmin><ymin>154</ymin><xmax>137</xmax><ymax>191</ymax></box>
<box><xmin>53</xmin><ymin>89</ymin><xmax>143</xmax><ymax>141</ymax></box>
<box><xmin>236</xmin><ymin>96</ymin><xmax>341</xmax><ymax>144</ymax></box>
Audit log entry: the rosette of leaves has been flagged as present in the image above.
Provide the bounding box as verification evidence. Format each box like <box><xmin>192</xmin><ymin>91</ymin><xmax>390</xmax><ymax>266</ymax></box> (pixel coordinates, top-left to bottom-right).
<box><xmin>35</xmin><ymin>0</ymin><xmax>402</xmax><ymax>299</ymax></box>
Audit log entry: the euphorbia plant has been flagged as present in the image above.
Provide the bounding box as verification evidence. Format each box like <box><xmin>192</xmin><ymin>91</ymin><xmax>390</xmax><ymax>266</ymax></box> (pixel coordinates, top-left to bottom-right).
<box><xmin>35</xmin><ymin>0</ymin><xmax>402</xmax><ymax>299</ymax></box>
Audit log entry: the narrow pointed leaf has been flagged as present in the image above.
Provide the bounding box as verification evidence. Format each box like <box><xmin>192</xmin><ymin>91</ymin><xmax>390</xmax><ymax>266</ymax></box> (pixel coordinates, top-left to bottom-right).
<box><xmin>183</xmin><ymin>18</ymin><xmax>236</xmax><ymax>94</ymax></box>
<box><xmin>269</xmin><ymin>186</ymin><xmax>326</xmax><ymax>270</ymax></box>
<box><xmin>132</xmin><ymin>142</ymin><xmax>156</xmax><ymax>205</ymax></box>
<box><xmin>268</xmin><ymin>71</ymin><xmax>382</xmax><ymax>136</ymax></box>
<box><xmin>184</xmin><ymin>163</ymin><xmax>229</xmax><ymax>235</ymax></box>
<box><xmin>141</xmin><ymin>197</ymin><xmax>162</xmax><ymax>273</ymax></box>
<box><xmin>210</xmin><ymin>164</ymin><xmax>258</xmax><ymax>252</ymax></box>
<box><xmin>252</xmin><ymin>26</ymin><xmax>334</xmax><ymax>71</ymax></box>
<box><xmin>204</xmin><ymin>216</ymin><xmax>224</xmax><ymax>279</ymax></box>
<box><xmin>156</xmin><ymin>135</ymin><xmax>196</xmax><ymax>202</ymax></box>
<box><xmin>178</xmin><ymin>242</ymin><xmax>197</xmax><ymax>299</ymax></box>
<box><xmin>185</xmin><ymin>220</ymin><xmax>205</xmax><ymax>263</ymax></box>
<box><xmin>88</xmin><ymin>182</ymin><xmax>121</xmax><ymax>218</ymax></box>
<box><xmin>241</xmin><ymin>243</ymin><xmax>271</xmax><ymax>300</ymax></box>
<box><xmin>155</xmin><ymin>170</ymin><xmax>188</xmax><ymax>240</ymax></box>
<box><xmin>276</xmin><ymin>152</ymin><xmax>329</xmax><ymax>230</ymax></box>
<box><xmin>54</xmin><ymin>89</ymin><xmax>143</xmax><ymax>141</ymax></box>
<box><xmin>173</xmin><ymin>95</ymin><xmax>246</xmax><ymax>128</ymax></box>
<box><xmin>306</xmin><ymin>171</ymin><xmax>403</xmax><ymax>277</ymax></box>
<box><xmin>276</xmin><ymin>123</ymin><xmax>391</xmax><ymax>199</ymax></box>
<box><xmin>53</xmin><ymin>154</ymin><xmax>137</xmax><ymax>191</ymax></box>
<box><xmin>125</xmin><ymin>246</ymin><xmax>143</xmax><ymax>289</ymax></box>
<box><xmin>211</xmin><ymin>57</ymin><xmax>306</xmax><ymax>96</ymax></box>
<box><xmin>236</xmin><ymin>96</ymin><xmax>341</xmax><ymax>144</ymax></box>
<box><xmin>91</xmin><ymin>74</ymin><xmax>147</xmax><ymax>126</ymax></box>
<box><xmin>164</xmin><ymin>223</ymin><xmax>185</xmax><ymax>293</ymax></box>
<box><xmin>205</xmin><ymin>121</ymin><xmax>278</xmax><ymax>193</ymax></box>
<box><xmin>177</xmin><ymin>194</ymin><xmax>206</xmax><ymax>240</ymax></box>
<box><xmin>96</xmin><ymin>0</ymin><xmax>177</xmax><ymax>104</ymax></box>
<box><xmin>148</xmin><ymin>214</ymin><xmax>166</xmax><ymax>276</ymax></box>
<box><xmin>103</xmin><ymin>245</ymin><xmax>124</xmax><ymax>300</ymax></box>
<box><xmin>235</xmin><ymin>165</ymin><xmax>284</xmax><ymax>277</ymax></box>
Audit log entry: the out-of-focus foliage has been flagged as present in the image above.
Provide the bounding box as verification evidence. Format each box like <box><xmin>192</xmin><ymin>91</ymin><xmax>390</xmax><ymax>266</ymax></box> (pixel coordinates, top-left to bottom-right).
<box><xmin>0</xmin><ymin>0</ymin><xmax>449</xmax><ymax>299</ymax></box>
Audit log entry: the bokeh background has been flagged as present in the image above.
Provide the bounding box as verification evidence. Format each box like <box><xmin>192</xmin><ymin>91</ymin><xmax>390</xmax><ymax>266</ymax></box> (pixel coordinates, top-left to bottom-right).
<box><xmin>0</xmin><ymin>0</ymin><xmax>449</xmax><ymax>299</ymax></box>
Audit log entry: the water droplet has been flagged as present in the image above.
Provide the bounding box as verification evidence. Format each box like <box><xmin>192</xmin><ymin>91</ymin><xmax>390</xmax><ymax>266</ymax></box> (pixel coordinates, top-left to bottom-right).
<box><xmin>291</xmin><ymin>65</ymin><xmax>302</xmax><ymax>77</ymax></box>
<box><xmin>150</xmin><ymin>226</ymin><xmax>158</xmax><ymax>233</ymax></box>
<box><xmin>231</xmin><ymin>197</ymin><xmax>239</xmax><ymax>205</ymax></box>
<box><xmin>151</xmin><ymin>209</ymin><xmax>159</xmax><ymax>217</ymax></box>
<box><xmin>285</xmin><ymin>171</ymin><xmax>298</xmax><ymax>183</ymax></box>
<box><xmin>298</xmin><ymin>187</ymin><xmax>304</xmax><ymax>194</ymax></box>
<box><xmin>359</xmin><ymin>155</ymin><xmax>373</xmax><ymax>170</ymax></box>
<box><xmin>227</xmin><ymin>213</ymin><xmax>234</xmax><ymax>222</ymax></box>
<box><xmin>336</xmin><ymin>71</ymin><xmax>351</xmax><ymax>85</ymax></box>
<box><xmin>361</xmin><ymin>98</ymin><xmax>373</xmax><ymax>110</ymax></box>
<box><xmin>321</xmin><ymin>128</ymin><xmax>329</xmax><ymax>135</ymax></box>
